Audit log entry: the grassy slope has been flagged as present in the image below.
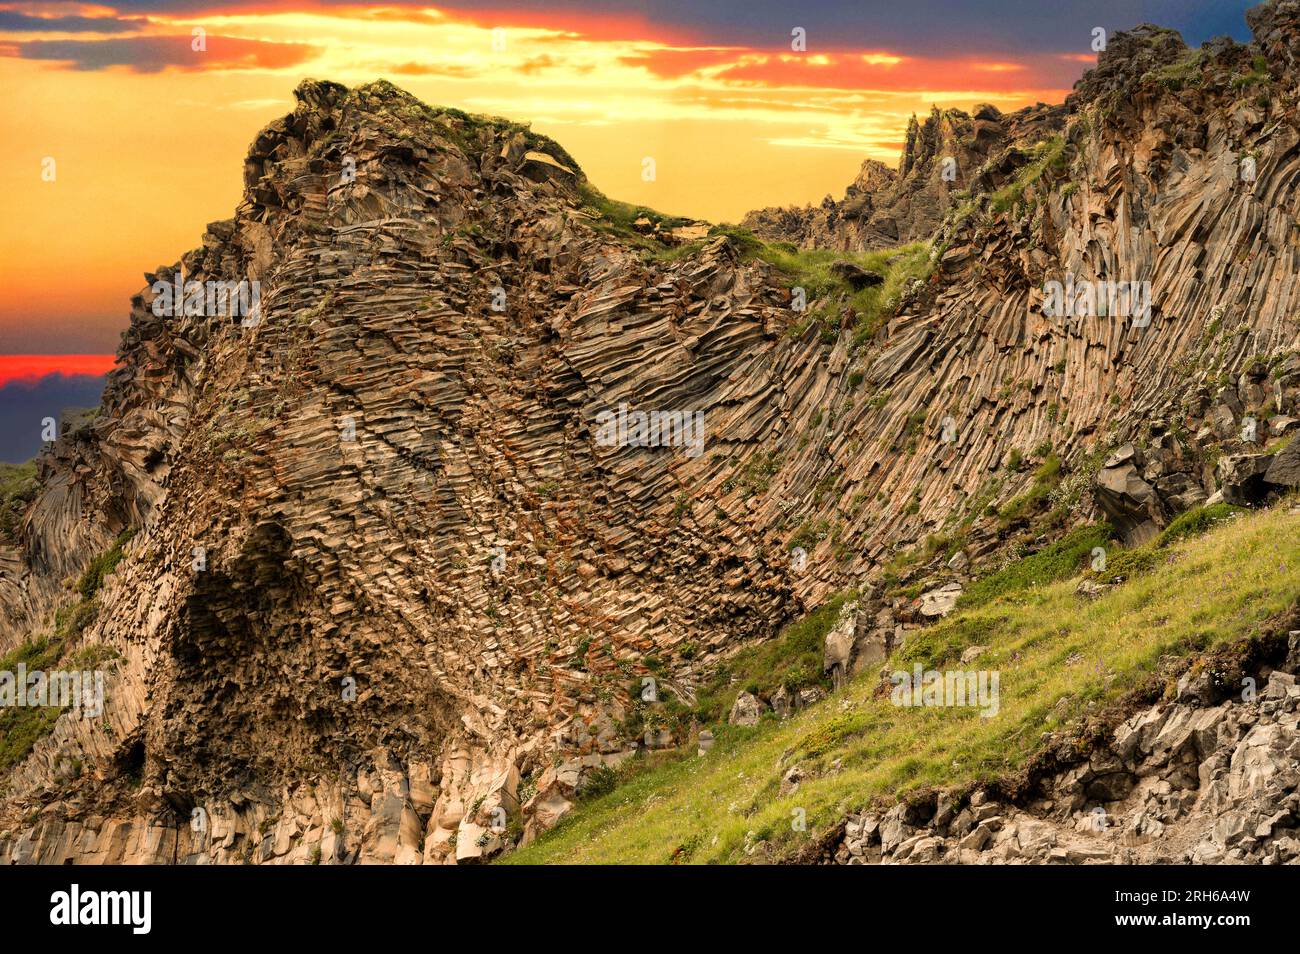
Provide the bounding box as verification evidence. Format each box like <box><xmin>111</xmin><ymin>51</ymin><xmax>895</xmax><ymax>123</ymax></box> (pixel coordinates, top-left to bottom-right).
<box><xmin>572</xmin><ymin>177</ymin><xmax>935</xmax><ymax>345</ymax></box>
<box><xmin>759</xmin><ymin>241</ymin><xmax>933</xmax><ymax>346</ymax></box>
<box><xmin>506</xmin><ymin>504</ymin><xmax>1300</xmax><ymax>864</ymax></box>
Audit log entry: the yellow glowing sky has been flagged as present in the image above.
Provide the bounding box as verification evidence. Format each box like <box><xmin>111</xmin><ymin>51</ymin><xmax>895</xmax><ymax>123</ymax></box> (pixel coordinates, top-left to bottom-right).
<box><xmin>0</xmin><ymin>4</ymin><xmax>1083</xmax><ymax>352</ymax></box>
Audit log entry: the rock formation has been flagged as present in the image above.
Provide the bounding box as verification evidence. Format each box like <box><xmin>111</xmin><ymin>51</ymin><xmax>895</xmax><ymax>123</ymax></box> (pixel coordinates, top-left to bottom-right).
<box><xmin>821</xmin><ymin>629</ymin><xmax>1300</xmax><ymax>865</ymax></box>
<box><xmin>741</xmin><ymin>102</ymin><xmax>1065</xmax><ymax>250</ymax></box>
<box><xmin>3</xmin><ymin>3</ymin><xmax>1300</xmax><ymax>864</ymax></box>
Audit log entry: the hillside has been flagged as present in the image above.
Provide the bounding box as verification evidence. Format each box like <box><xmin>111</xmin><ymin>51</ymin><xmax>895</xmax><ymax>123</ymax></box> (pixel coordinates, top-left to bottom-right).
<box><xmin>507</xmin><ymin>503</ymin><xmax>1300</xmax><ymax>864</ymax></box>
<box><xmin>1</xmin><ymin>3</ymin><xmax>1300</xmax><ymax>865</ymax></box>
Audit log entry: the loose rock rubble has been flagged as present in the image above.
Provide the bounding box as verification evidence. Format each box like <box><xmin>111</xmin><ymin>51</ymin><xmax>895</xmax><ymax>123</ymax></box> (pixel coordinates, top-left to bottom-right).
<box><xmin>825</xmin><ymin>638</ymin><xmax>1300</xmax><ymax>865</ymax></box>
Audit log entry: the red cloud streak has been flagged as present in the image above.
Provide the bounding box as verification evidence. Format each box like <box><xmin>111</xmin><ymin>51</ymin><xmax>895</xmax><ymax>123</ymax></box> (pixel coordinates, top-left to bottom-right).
<box><xmin>0</xmin><ymin>355</ymin><xmax>116</xmax><ymax>388</ymax></box>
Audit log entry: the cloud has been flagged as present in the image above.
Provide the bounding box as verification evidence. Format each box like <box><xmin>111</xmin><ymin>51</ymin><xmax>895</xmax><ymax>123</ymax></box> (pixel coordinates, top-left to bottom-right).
<box><xmin>6</xmin><ymin>33</ymin><xmax>320</xmax><ymax>72</ymax></box>
<box><xmin>0</xmin><ymin>371</ymin><xmax>107</xmax><ymax>464</ymax></box>
<box><xmin>36</xmin><ymin>1</ymin><xmax>1257</xmax><ymax>51</ymax></box>
<box><xmin>0</xmin><ymin>355</ymin><xmax>116</xmax><ymax>389</ymax></box>
<box><xmin>710</xmin><ymin>51</ymin><xmax>1076</xmax><ymax>94</ymax></box>
<box><xmin>617</xmin><ymin>46</ymin><xmax>745</xmax><ymax>79</ymax></box>
<box><xmin>387</xmin><ymin>61</ymin><xmax>482</xmax><ymax>78</ymax></box>
<box><xmin>0</xmin><ymin>11</ymin><xmax>145</xmax><ymax>33</ymax></box>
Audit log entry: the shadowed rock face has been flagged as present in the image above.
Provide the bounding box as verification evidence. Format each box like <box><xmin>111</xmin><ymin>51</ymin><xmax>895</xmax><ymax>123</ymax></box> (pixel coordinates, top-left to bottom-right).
<box><xmin>3</xmin><ymin>4</ymin><xmax>1300</xmax><ymax>865</ymax></box>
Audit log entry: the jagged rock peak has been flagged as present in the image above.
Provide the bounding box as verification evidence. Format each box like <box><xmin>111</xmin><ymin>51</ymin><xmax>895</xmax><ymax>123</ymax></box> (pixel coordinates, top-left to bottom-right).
<box><xmin>242</xmin><ymin>77</ymin><xmax>588</xmax><ymax>199</ymax></box>
<box><xmin>742</xmin><ymin>100</ymin><xmax>1064</xmax><ymax>251</ymax></box>
<box><xmin>1248</xmin><ymin>0</ymin><xmax>1300</xmax><ymax>67</ymax></box>
<box><xmin>1066</xmin><ymin>24</ymin><xmax>1191</xmax><ymax>107</ymax></box>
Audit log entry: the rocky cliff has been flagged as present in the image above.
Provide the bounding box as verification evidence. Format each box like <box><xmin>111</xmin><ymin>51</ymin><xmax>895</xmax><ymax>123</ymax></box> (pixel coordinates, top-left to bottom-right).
<box><xmin>741</xmin><ymin>101</ymin><xmax>1065</xmax><ymax>251</ymax></box>
<box><xmin>3</xmin><ymin>3</ymin><xmax>1300</xmax><ymax>864</ymax></box>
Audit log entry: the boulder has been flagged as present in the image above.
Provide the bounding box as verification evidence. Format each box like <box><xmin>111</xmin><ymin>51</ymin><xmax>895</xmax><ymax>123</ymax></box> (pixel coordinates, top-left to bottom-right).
<box><xmin>779</xmin><ymin>765</ymin><xmax>805</xmax><ymax>796</ymax></box>
<box><xmin>1209</xmin><ymin>401</ymin><xmax>1240</xmax><ymax>440</ymax></box>
<box><xmin>1094</xmin><ymin>444</ymin><xmax>1164</xmax><ymax>544</ymax></box>
<box><xmin>822</xmin><ymin>602</ymin><xmax>859</xmax><ymax>686</ymax></box>
<box><xmin>1264</xmin><ymin>437</ymin><xmax>1300</xmax><ymax>488</ymax></box>
<box><xmin>1076</xmin><ymin>579</ymin><xmax>1108</xmax><ymax>600</ymax></box>
<box><xmin>1216</xmin><ymin>452</ymin><xmax>1275</xmax><ymax>505</ymax></box>
<box><xmin>823</xmin><ymin>601</ymin><xmax>884</xmax><ymax>686</ymax></box>
<box><xmin>1268</xmin><ymin>415</ymin><xmax>1298</xmax><ymax>437</ymax></box>
<box><xmin>829</xmin><ymin>260</ymin><xmax>885</xmax><ymax>290</ymax></box>
<box><xmin>1155</xmin><ymin>471</ymin><xmax>1207</xmax><ymax>512</ymax></box>
<box><xmin>770</xmin><ymin>685</ymin><xmax>793</xmax><ymax>719</ymax></box>
<box><xmin>797</xmin><ymin>686</ymin><xmax>826</xmax><ymax>709</ymax></box>
<box><xmin>729</xmin><ymin>691</ymin><xmax>766</xmax><ymax>727</ymax></box>
<box><xmin>518</xmin><ymin>150</ymin><xmax>577</xmax><ymax>184</ymax></box>
<box><xmin>1228</xmin><ymin>723</ymin><xmax>1289</xmax><ymax>800</ymax></box>
<box><xmin>919</xmin><ymin>582</ymin><xmax>963</xmax><ymax>618</ymax></box>
<box><xmin>643</xmin><ymin>727</ymin><xmax>674</xmax><ymax>749</ymax></box>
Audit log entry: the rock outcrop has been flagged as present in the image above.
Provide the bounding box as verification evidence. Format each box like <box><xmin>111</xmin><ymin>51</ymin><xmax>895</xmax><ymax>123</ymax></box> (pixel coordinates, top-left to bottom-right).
<box><xmin>823</xmin><ymin>633</ymin><xmax>1300</xmax><ymax>865</ymax></box>
<box><xmin>741</xmin><ymin>102</ymin><xmax>1065</xmax><ymax>251</ymax></box>
<box><xmin>4</xmin><ymin>2</ymin><xmax>1300</xmax><ymax>865</ymax></box>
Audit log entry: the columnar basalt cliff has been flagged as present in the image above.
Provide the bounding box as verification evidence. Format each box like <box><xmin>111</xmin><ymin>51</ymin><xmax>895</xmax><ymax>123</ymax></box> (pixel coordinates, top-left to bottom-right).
<box><xmin>3</xmin><ymin>4</ymin><xmax>1300</xmax><ymax>864</ymax></box>
<box><xmin>741</xmin><ymin>102</ymin><xmax>1066</xmax><ymax>251</ymax></box>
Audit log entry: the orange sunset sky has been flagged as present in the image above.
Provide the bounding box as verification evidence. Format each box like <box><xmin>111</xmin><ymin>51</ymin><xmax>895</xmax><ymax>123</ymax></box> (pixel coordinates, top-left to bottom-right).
<box><xmin>0</xmin><ymin>1</ymin><xmax>1255</xmax><ymax>355</ymax></box>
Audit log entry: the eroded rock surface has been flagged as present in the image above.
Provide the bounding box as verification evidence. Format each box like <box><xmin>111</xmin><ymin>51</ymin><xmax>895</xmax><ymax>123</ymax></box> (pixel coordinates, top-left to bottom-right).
<box><xmin>4</xmin><ymin>3</ymin><xmax>1300</xmax><ymax>865</ymax></box>
<box><xmin>824</xmin><ymin>642</ymin><xmax>1300</xmax><ymax>865</ymax></box>
<box><xmin>742</xmin><ymin>103</ymin><xmax>1066</xmax><ymax>251</ymax></box>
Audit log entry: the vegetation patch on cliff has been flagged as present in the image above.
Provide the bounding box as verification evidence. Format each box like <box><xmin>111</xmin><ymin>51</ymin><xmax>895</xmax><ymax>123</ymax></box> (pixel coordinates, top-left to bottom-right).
<box><xmin>0</xmin><ymin>636</ymin><xmax>66</xmax><ymax>773</ymax></box>
<box><xmin>989</xmin><ymin>136</ymin><xmax>1068</xmax><ymax>215</ymax></box>
<box><xmin>755</xmin><ymin>241</ymin><xmax>933</xmax><ymax>345</ymax></box>
<box><xmin>504</xmin><ymin>504</ymin><xmax>1300</xmax><ymax>864</ymax></box>
<box><xmin>0</xmin><ymin>530</ymin><xmax>133</xmax><ymax>774</ymax></box>
<box><xmin>692</xmin><ymin>590</ymin><xmax>855</xmax><ymax>724</ymax></box>
<box><xmin>0</xmin><ymin>461</ymin><xmax>38</xmax><ymax>543</ymax></box>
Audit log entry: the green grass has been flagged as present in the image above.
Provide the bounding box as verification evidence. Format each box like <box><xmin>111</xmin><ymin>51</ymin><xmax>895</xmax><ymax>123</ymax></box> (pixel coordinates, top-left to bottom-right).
<box><xmin>994</xmin><ymin>453</ymin><xmax>1063</xmax><ymax>529</ymax></box>
<box><xmin>574</xmin><ymin>179</ymin><xmax>932</xmax><ymax>344</ymax></box>
<box><xmin>989</xmin><ymin>136</ymin><xmax>1068</xmax><ymax>215</ymax></box>
<box><xmin>692</xmin><ymin>591</ymin><xmax>855</xmax><ymax>724</ymax></box>
<box><xmin>1144</xmin><ymin>48</ymin><xmax>1206</xmax><ymax>90</ymax></box>
<box><xmin>753</xmin><ymin>241</ymin><xmax>933</xmax><ymax>346</ymax></box>
<box><xmin>1264</xmin><ymin>433</ymin><xmax>1294</xmax><ymax>456</ymax></box>
<box><xmin>1155</xmin><ymin>503</ymin><xmax>1246</xmax><ymax>548</ymax></box>
<box><xmin>0</xmin><ymin>636</ymin><xmax>69</xmax><ymax>772</ymax></box>
<box><xmin>74</xmin><ymin>528</ymin><xmax>136</xmax><ymax>600</ymax></box>
<box><xmin>0</xmin><ymin>461</ymin><xmax>38</xmax><ymax>541</ymax></box>
<box><xmin>958</xmin><ymin>522</ymin><xmax>1115</xmax><ymax>610</ymax></box>
<box><xmin>575</xmin><ymin>182</ymin><xmax>693</xmax><ymax>253</ymax></box>
<box><xmin>505</xmin><ymin>504</ymin><xmax>1300</xmax><ymax>864</ymax></box>
<box><xmin>722</xmin><ymin>450</ymin><xmax>782</xmax><ymax>496</ymax></box>
<box><xmin>0</xmin><ymin>705</ymin><xmax>62</xmax><ymax>775</ymax></box>
<box><xmin>1230</xmin><ymin>55</ymin><xmax>1271</xmax><ymax>90</ymax></box>
<box><xmin>0</xmin><ymin>528</ymin><xmax>134</xmax><ymax>774</ymax></box>
<box><xmin>1090</xmin><ymin>503</ymin><xmax>1248</xmax><ymax>585</ymax></box>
